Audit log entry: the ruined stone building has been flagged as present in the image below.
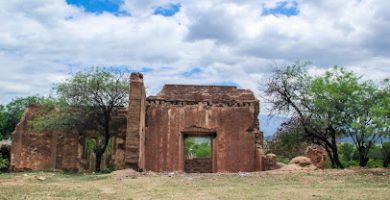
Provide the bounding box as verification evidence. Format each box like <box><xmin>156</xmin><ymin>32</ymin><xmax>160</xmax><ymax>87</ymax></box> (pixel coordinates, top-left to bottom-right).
<box><xmin>11</xmin><ymin>73</ymin><xmax>264</xmax><ymax>173</ymax></box>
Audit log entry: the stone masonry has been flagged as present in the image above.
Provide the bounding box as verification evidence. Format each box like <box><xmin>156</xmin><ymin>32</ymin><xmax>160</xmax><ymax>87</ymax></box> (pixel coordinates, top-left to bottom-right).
<box><xmin>10</xmin><ymin>73</ymin><xmax>264</xmax><ymax>172</ymax></box>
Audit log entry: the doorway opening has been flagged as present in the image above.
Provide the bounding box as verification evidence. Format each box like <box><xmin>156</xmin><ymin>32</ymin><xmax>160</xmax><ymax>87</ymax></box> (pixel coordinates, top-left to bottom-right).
<box><xmin>184</xmin><ymin>136</ymin><xmax>212</xmax><ymax>173</ymax></box>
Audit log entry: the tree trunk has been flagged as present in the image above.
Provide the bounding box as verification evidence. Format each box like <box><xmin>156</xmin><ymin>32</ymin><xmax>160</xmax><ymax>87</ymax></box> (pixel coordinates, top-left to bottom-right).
<box><xmin>331</xmin><ymin>145</ymin><xmax>344</xmax><ymax>169</ymax></box>
<box><xmin>383</xmin><ymin>152</ymin><xmax>390</xmax><ymax>168</ymax></box>
<box><xmin>358</xmin><ymin>146</ymin><xmax>369</xmax><ymax>167</ymax></box>
<box><xmin>95</xmin><ymin>149</ymin><xmax>102</xmax><ymax>172</ymax></box>
<box><xmin>324</xmin><ymin>145</ymin><xmax>335</xmax><ymax>168</ymax></box>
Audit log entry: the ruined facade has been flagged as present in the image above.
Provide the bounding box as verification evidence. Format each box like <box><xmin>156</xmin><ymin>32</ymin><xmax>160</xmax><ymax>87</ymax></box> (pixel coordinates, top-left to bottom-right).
<box><xmin>11</xmin><ymin>73</ymin><xmax>264</xmax><ymax>172</ymax></box>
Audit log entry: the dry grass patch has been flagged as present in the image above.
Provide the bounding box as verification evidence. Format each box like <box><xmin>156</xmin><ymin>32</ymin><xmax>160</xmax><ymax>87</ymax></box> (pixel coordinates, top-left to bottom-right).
<box><xmin>1</xmin><ymin>168</ymin><xmax>390</xmax><ymax>200</ymax></box>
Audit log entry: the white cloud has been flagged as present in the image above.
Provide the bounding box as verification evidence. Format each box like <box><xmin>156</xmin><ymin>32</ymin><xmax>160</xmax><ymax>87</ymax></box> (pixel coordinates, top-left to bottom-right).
<box><xmin>0</xmin><ymin>0</ymin><xmax>389</xmax><ymax>116</ymax></box>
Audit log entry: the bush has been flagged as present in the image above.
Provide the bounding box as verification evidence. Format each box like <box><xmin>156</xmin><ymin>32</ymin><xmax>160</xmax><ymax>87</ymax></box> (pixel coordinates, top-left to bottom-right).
<box><xmin>366</xmin><ymin>160</ymin><xmax>383</xmax><ymax>168</ymax></box>
<box><xmin>324</xmin><ymin>156</ymin><xmax>334</xmax><ymax>169</ymax></box>
<box><xmin>382</xmin><ymin>142</ymin><xmax>390</xmax><ymax>167</ymax></box>
<box><xmin>276</xmin><ymin>156</ymin><xmax>290</xmax><ymax>164</ymax></box>
<box><xmin>339</xmin><ymin>143</ymin><xmax>355</xmax><ymax>161</ymax></box>
<box><xmin>369</xmin><ymin>145</ymin><xmax>383</xmax><ymax>160</ymax></box>
<box><xmin>0</xmin><ymin>154</ymin><xmax>9</xmax><ymax>172</ymax></box>
<box><xmin>341</xmin><ymin>159</ymin><xmax>359</xmax><ymax>168</ymax></box>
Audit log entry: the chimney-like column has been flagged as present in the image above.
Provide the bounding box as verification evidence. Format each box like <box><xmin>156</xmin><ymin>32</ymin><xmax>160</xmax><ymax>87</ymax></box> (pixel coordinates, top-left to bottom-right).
<box><xmin>125</xmin><ymin>73</ymin><xmax>146</xmax><ymax>170</ymax></box>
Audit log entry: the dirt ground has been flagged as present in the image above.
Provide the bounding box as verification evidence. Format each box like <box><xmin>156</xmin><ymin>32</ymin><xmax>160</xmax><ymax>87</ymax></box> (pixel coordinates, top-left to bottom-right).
<box><xmin>1</xmin><ymin>168</ymin><xmax>390</xmax><ymax>200</ymax></box>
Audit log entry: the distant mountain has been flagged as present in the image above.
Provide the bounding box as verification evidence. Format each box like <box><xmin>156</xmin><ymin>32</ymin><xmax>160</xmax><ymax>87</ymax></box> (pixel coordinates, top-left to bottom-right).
<box><xmin>259</xmin><ymin>114</ymin><xmax>288</xmax><ymax>138</ymax></box>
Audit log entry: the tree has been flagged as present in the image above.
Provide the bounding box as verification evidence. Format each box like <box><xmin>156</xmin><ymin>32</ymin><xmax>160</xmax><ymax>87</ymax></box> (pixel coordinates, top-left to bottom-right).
<box><xmin>342</xmin><ymin>80</ymin><xmax>390</xmax><ymax>166</ymax></box>
<box><xmin>269</xmin><ymin>118</ymin><xmax>307</xmax><ymax>160</ymax></box>
<box><xmin>31</xmin><ymin>69</ymin><xmax>128</xmax><ymax>172</ymax></box>
<box><xmin>265</xmin><ymin>63</ymin><xmax>344</xmax><ymax>168</ymax></box>
<box><xmin>0</xmin><ymin>96</ymin><xmax>45</xmax><ymax>140</ymax></box>
<box><xmin>265</xmin><ymin>64</ymin><xmax>389</xmax><ymax>168</ymax></box>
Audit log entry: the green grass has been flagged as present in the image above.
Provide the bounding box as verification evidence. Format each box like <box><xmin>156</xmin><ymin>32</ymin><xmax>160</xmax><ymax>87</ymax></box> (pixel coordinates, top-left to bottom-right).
<box><xmin>1</xmin><ymin>169</ymin><xmax>390</xmax><ymax>200</ymax></box>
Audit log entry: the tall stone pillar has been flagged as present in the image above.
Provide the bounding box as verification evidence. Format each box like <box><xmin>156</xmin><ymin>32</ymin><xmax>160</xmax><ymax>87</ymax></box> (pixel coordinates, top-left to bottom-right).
<box><xmin>125</xmin><ymin>73</ymin><xmax>146</xmax><ymax>170</ymax></box>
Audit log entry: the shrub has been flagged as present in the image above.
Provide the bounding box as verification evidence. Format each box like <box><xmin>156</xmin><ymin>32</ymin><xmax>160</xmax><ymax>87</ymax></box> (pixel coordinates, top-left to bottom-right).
<box><xmin>366</xmin><ymin>160</ymin><xmax>383</xmax><ymax>168</ymax></box>
<box><xmin>276</xmin><ymin>156</ymin><xmax>290</xmax><ymax>164</ymax></box>
<box><xmin>0</xmin><ymin>154</ymin><xmax>9</xmax><ymax>172</ymax></box>
<box><xmin>339</xmin><ymin>143</ymin><xmax>355</xmax><ymax>161</ymax></box>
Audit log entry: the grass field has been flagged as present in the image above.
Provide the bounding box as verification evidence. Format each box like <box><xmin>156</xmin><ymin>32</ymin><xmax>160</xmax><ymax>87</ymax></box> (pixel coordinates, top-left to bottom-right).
<box><xmin>1</xmin><ymin>168</ymin><xmax>390</xmax><ymax>200</ymax></box>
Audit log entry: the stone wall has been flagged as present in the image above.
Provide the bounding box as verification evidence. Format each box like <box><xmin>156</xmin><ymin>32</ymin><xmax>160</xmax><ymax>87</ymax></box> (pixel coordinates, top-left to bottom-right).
<box><xmin>144</xmin><ymin>85</ymin><xmax>262</xmax><ymax>172</ymax></box>
<box><xmin>10</xmin><ymin>105</ymin><xmax>79</xmax><ymax>171</ymax></box>
<box><xmin>10</xmin><ymin>105</ymin><xmax>128</xmax><ymax>171</ymax></box>
<box><xmin>125</xmin><ymin>73</ymin><xmax>146</xmax><ymax>170</ymax></box>
<box><xmin>185</xmin><ymin>158</ymin><xmax>212</xmax><ymax>173</ymax></box>
<box><xmin>10</xmin><ymin>74</ymin><xmax>264</xmax><ymax>173</ymax></box>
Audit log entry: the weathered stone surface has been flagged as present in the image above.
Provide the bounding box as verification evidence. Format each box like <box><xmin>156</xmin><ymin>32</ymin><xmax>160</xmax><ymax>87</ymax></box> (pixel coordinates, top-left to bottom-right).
<box><xmin>289</xmin><ymin>156</ymin><xmax>312</xmax><ymax>167</ymax></box>
<box><xmin>185</xmin><ymin>158</ymin><xmax>212</xmax><ymax>173</ymax></box>
<box><xmin>263</xmin><ymin>153</ymin><xmax>283</xmax><ymax>170</ymax></box>
<box><xmin>11</xmin><ymin>73</ymin><xmax>264</xmax><ymax>173</ymax></box>
<box><xmin>125</xmin><ymin>73</ymin><xmax>146</xmax><ymax>170</ymax></box>
<box><xmin>255</xmin><ymin>147</ymin><xmax>265</xmax><ymax>171</ymax></box>
<box><xmin>145</xmin><ymin>85</ymin><xmax>261</xmax><ymax>172</ymax></box>
<box><xmin>11</xmin><ymin>105</ymin><xmax>128</xmax><ymax>172</ymax></box>
<box><xmin>305</xmin><ymin>145</ymin><xmax>327</xmax><ymax>169</ymax></box>
<box><xmin>10</xmin><ymin>105</ymin><xmax>79</xmax><ymax>171</ymax></box>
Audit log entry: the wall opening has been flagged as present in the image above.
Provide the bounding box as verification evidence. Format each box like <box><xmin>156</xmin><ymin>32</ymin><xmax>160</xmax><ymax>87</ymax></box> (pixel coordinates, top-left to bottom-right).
<box><xmin>184</xmin><ymin>136</ymin><xmax>213</xmax><ymax>173</ymax></box>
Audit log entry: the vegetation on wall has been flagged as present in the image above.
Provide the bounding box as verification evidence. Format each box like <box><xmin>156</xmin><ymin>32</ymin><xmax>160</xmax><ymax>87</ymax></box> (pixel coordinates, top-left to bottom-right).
<box><xmin>0</xmin><ymin>96</ymin><xmax>46</xmax><ymax>140</ymax></box>
<box><xmin>30</xmin><ymin>68</ymin><xmax>129</xmax><ymax>172</ymax></box>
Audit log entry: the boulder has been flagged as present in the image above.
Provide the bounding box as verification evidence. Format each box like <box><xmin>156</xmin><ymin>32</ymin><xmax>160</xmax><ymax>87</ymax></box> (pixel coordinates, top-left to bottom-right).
<box><xmin>263</xmin><ymin>153</ymin><xmax>283</xmax><ymax>170</ymax></box>
<box><xmin>289</xmin><ymin>156</ymin><xmax>312</xmax><ymax>167</ymax></box>
<box><xmin>305</xmin><ymin>145</ymin><xmax>327</xmax><ymax>169</ymax></box>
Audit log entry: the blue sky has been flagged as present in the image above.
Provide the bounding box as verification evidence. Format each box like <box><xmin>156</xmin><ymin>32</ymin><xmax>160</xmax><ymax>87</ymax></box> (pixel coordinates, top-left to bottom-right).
<box><xmin>66</xmin><ymin>0</ymin><xmax>181</xmax><ymax>16</ymax></box>
<box><xmin>262</xmin><ymin>1</ymin><xmax>299</xmax><ymax>17</ymax></box>
<box><xmin>1</xmin><ymin>0</ymin><xmax>390</xmax><ymax>136</ymax></box>
<box><xmin>66</xmin><ymin>0</ymin><xmax>125</xmax><ymax>14</ymax></box>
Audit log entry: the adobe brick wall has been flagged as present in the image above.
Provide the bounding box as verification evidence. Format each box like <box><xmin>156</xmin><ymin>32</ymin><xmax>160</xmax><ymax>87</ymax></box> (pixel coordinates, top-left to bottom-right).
<box><xmin>125</xmin><ymin>73</ymin><xmax>146</xmax><ymax>170</ymax></box>
<box><xmin>10</xmin><ymin>105</ymin><xmax>128</xmax><ymax>171</ymax></box>
<box><xmin>10</xmin><ymin>74</ymin><xmax>264</xmax><ymax>173</ymax></box>
<box><xmin>144</xmin><ymin>85</ymin><xmax>262</xmax><ymax>172</ymax></box>
<box><xmin>185</xmin><ymin>158</ymin><xmax>212</xmax><ymax>173</ymax></box>
<box><xmin>10</xmin><ymin>105</ymin><xmax>79</xmax><ymax>171</ymax></box>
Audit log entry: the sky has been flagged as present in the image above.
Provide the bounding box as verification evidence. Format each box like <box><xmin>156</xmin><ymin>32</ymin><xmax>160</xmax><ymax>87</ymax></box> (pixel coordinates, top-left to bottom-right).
<box><xmin>0</xmin><ymin>0</ymin><xmax>389</xmax><ymax>136</ymax></box>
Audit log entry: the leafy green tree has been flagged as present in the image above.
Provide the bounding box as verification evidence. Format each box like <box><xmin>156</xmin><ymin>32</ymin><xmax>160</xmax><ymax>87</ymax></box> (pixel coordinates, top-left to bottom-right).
<box><xmin>31</xmin><ymin>69</ymin><xmax>128</xmax><ymax>172</ymax></box>
<box><xmin>265</xmin><ymin>63</ymin><xmax>344</xmax><ymax>168</ymax></box>
<box><xmin>269</xmin><ymin>118</ymin><xmax>307</xmax><ymax>160</ymax></box>
<box><xmin>338</xmin><ymin>76</ymin><xmax>390</xmax><ymax>166</ymax></box>
<box><xmin>0</xmin><ymin>96</ymin><xmax>45</xmax><ymax>140</ymax></box>
<box><xmin>265</xmin><ymin>64</ymin><xmax>389</xmax><ymax>168</ymax></box>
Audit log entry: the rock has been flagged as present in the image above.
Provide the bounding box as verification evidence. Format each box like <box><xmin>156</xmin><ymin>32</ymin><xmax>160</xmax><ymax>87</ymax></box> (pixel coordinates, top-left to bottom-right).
<box><xmin>263</xmin><ymin>153</ymin><xmax>283</xmax><ymax>170</ymax></box>
<box><xmin>35</xmin><ymin>176</ymin><xmax>46</xmax><ymax>181</ymax></box>
<box><xmin>275</xmin><ymin>162</ymin><xmax>286</xmax><ymax>169</ymax></box>
<box><xmin>278</xmin><ymin>156</ymin><xmax>317</xmax><ymax>171</ymax></box>
<box><xmin>305</xmin><ymin>145</ymin><xmax>327</xmax><ymax>169</ymax></box>
<box><xmin>289</xmin><ymin>156</ymin><xmax>312</xmax><ymax>167</ymax></box>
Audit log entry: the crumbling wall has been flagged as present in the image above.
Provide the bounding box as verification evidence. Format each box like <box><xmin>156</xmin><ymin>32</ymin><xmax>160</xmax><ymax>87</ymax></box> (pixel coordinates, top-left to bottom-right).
<box><xmin>110</xmin><ymin>107</ymin><xmax>128</xmax><ymax>170</ymax></box>
<box><xmin>144</xmin><ymin>85</ymin><xmax>262</xmax><ymax>172</ymax></box>
<box><xmin>10</xmin><ymin>105</ymin><xmax>79</xmax><ymax>171</ymax></box>
<box><xmin>10</xmin><ymin>105</ymin><xmax>128</xmax><ymax>171</ymax></box>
